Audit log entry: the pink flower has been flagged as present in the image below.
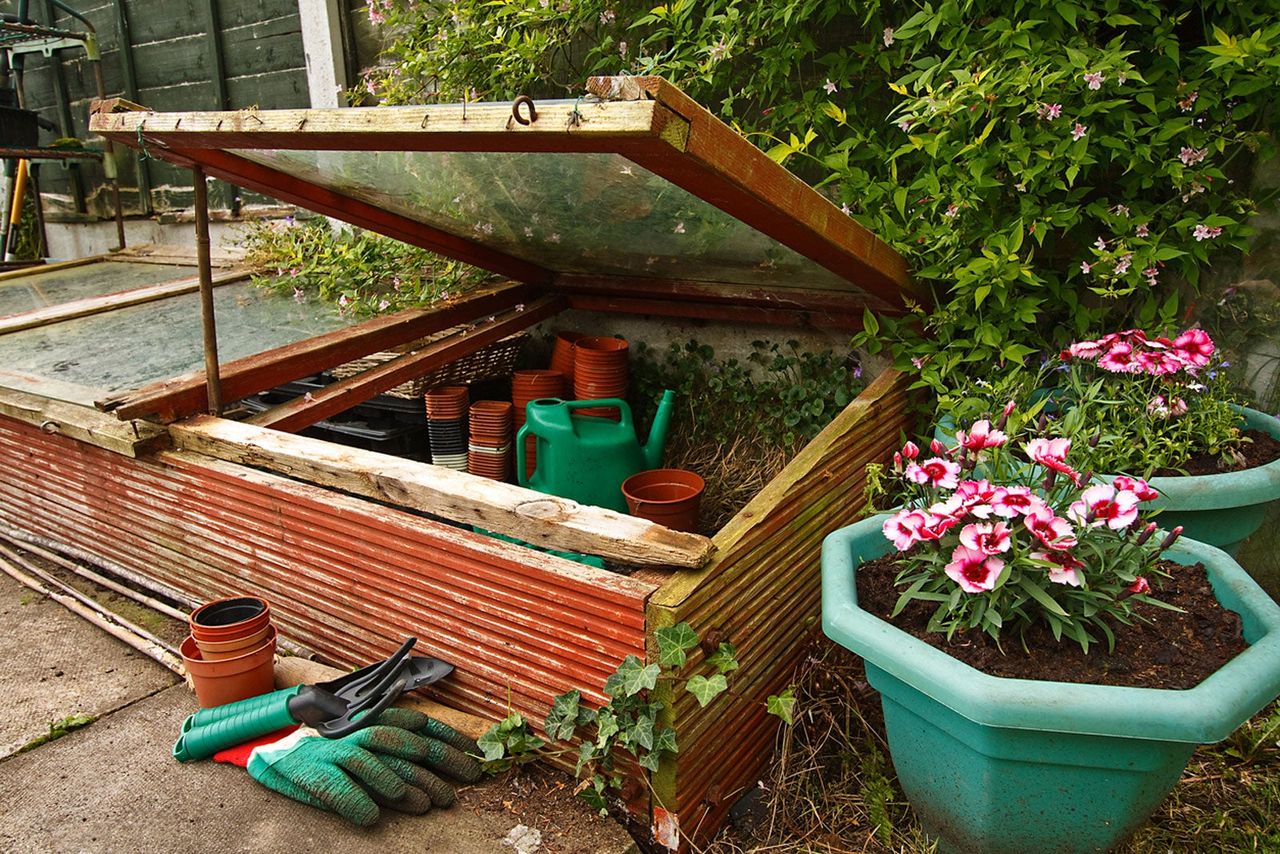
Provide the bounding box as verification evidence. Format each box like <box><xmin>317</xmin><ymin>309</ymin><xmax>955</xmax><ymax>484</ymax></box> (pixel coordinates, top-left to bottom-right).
<box><xmin>1037</xmin><ymin>103</ymin><xmax>1062</xmax><ymax>121</ymax></box>
<box><xmin>959</xmin><ymin>521</ymin><xmax>1012</xmax><ymax>555</ymax></box>
<box><xmin>1114</xmin><ymin>253</ymin><xmax>1132</xmax><ymax>275</ymax></box>
<box><xmin>883</xmin><ymin>27</ymin><xmax>895</xmax><ymax>47</ymax></box>
<box><xmin>1169</xmin><ymin>397</ymin><xmax>1188</xmax><ymax>416</ymax></box>
<box><xmin>1136</xmin><ymin>223</ymin><xmax>1150</xmax><ymax>237</ymax></box>
<box><xmin>943</xmin><ymin>203</ymin><xmax>959</xmax><ymax>218</ymax></box>
<box><xmin>1083</xmin><ymin>71</ymin><xmax>1105</xmax><ymax>90</ymax></box>
<box><xmin>955</xmin><ymin>419</ymin><xmax>1008</xmax><ymax>451</ymax></box>
<box><xmin>1113</xmin><ymin>476</ymin><xmax>1159</xmax><ymax>501</ymax></box>
<box><xmin>1192</xmin><ymin>224</ymin><xmax>1222</xmax><ymax>241</ymax></box>
<box><xmin>1179</xmin><ymin>90</ymin><xmax>1199</xmax><ymax>111</ymax></box>
<box><xmin>944</xmin><ymin>546</ymin><xmax>1005</xmax><ymax>593</ymax></box>
<box><xmin>883</xmin><ymin>510</ymin><xmax>932</xmax><ymax>551</ymax></box>
<box><xmin>1031</xmin><ymin>550</ymin><xmax>1085</xmax><ymax>587</ymax></box>
<box><xmin>1147</xmin><ymin>395</ymin><xmax>1170</xmax><ymax>418</ymax></box>
<box><xmin>1065</xmin><ymin>338</ymin><xmax>1106</xmax><ymax>360</ymax></box>
<box><xmin>930</xmin><ymin>438</ymin><xmax>947</xmax><ymax>456</ymax></box>
<box><xmin>1069</xmin><ymin>484</ymin><xmax>1140</xmax><ymax>530</ymax></box>
<box><xmin>1080</xmin><ymin>261</ymin><xmax>1093</xmax><ymax>274</ymax></box>
<box><xmin>1097</xmin><ymin>343</ymin><xmax>1141</xmax><ymax>373</ymax></box>
<box><xmin>1071</xmin><ymin>123</ymin><xmax>1088</xmax><ymax>141</ymax></box>
<box><xmin>1179</xmin><ymin>146</ymin><xmax>1207</xmax><ymax>166</ymax></box>
<box><xmin>954</xmin><ymin>480</ymin><xmax>999</xmax><ymax>518</ymax></box>
<box><xmin>1023</xmin><ymin>437</ymin><xmax>1079</xmax><ymax>479</ymax></box>
<box><xmin>905</xmin><ymin>458</ymin><xmax>961</xmax><ymax>489</ymax></box>
<box><xmin>1128</xmin><ymin>576</ymin><xmax>1151</xmax><ymax>595</ymax></box>
<box><xmin>1023</xmin><ymin>506</ymin><xmax>1078</xmax><ymax>550</ymax></box>
<box><xmin>901</xmin><ymin>441</ymin><xmax>920</xmax><ymax>460</ymax></box>
<box><xmin>824</xmin><ymin>79</ymin><xmax>838</xmax><ymax>94</ymax></box>
<box><xmin>990</xmin><ymin>485</ymin><xmax>1043</xmax><ymax>518</ymax></box>
<box><xmin>1094</xmin><ymin>236</ymin><xmax>1107</xmax><ymax>250</ymax></box>
<box><xmin>1172</xmin><ymin>328</ymin><xmax>1214</xmax><ymax>367</ymax></box>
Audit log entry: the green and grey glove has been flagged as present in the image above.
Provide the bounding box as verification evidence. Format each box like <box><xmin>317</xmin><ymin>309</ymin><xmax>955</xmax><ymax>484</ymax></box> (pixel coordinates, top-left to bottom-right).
<box><xmin>357</xmin><ymin>708</ymin><xmax>483</xmax><ymax>809</ymax></box>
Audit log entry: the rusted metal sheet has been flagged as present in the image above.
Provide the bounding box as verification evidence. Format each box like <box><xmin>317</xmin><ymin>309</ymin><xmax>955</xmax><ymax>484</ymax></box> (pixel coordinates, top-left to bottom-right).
<box><xmin>647</xmin><ymin>370</ymin><xmax>914</xmax><ymax>848</ymax></box>
<box><xmin>0</xmin><ymin>417</ymin><xmax>653</xmax><ymax>720</ymax></box>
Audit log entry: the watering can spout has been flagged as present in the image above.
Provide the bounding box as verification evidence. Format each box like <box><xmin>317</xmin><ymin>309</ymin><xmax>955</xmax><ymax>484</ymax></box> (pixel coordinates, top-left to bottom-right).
<box><xmin>643</xmin><ymin>390</ymin><xmax>676</xmax><ymax>470</ymax></box>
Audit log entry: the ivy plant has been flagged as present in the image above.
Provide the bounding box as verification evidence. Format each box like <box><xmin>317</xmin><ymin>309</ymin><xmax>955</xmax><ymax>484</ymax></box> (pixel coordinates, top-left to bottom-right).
<box><xmin>476</xmin><ymin>622</ymin><xmax>737</xmax><ymax>814</ymax></box>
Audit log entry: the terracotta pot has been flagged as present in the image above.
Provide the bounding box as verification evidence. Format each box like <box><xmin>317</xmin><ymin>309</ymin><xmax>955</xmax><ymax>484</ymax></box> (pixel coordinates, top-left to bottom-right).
<box><xmin>180</xmin><ymin>628</ymin><xmax>277</xmax><ymax>708</ymax></box>
<box><xmin>425</xmin><ymin>385</ymin><xmax>470</xmax><ymax>420</ymax></box>
<box><xmin>189</xmin><ymin>596</ymin><xmax>271</xmax><ymax>643</ymax></box>
<box><xmin>549</xmin><ymin>331</ymin><xmax>584</xmax><ymax>383</ymax></box>
<box><xmin>513</xmin><ymin>371</ymin><xmax>566</xmax><ymax>425</ymax></box>
<box><xmin>622</xmin><ymin>469</ymin><xmax>705</xmax><ymax>532</ymax></box>
<box><xmin>194</xmin><ymin>623</ymin><xmax>272</xmax><ymax>661</ymax></box>
<box><xmin>574</xmin><ymin>336</ymin><xmax>629</xmax><ymax>369</ymax></box>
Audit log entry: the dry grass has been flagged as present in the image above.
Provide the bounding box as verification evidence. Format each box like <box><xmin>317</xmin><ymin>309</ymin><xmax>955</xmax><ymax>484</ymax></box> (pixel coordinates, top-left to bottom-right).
<box><xmin>663</xmin><ymin>432</ymin><xmax>801</xmax><ymax>535</ymax></box>
<box><xmin>699</xmin><ymin>636</ymin><xmax>1280</xmax><ymax>854</ymax></box>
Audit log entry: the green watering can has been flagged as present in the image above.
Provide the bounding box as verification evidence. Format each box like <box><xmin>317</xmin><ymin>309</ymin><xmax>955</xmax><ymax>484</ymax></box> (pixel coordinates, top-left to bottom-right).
<box><xmin>516</xmin><ymin>390</ymin><xmax>675</xmax><ymax>513</ymax></box>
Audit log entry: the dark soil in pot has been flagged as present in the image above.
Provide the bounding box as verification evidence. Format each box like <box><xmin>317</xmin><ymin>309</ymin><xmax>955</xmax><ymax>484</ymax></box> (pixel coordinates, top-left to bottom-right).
<box><xmin>855</xmin><ymin>555</ymin><xmax>1247</xmax><ymax>689</ymax></box>
<box><xmin>1152</xmin><ymin>428</ymin><xmax>1280</xmax><ymax>477</ymax></box>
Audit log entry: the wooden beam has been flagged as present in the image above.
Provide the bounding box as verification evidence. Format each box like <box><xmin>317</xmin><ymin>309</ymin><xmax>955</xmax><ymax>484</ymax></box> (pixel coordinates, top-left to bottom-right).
<box><xmin>0</xmin><ymin>268</ymin><xmax>251</xmax><ymax>335</ymax></box>
<box><xmin>169</xmin><ymin>415</ymin><xmax>715</xmax><ymax>569</ymax></box>
<box><xmin>105</xmin><ymin>243</ymin><xmax>243</xmax><ymax>267</ymax></box>
<box><xmin>563</xmin><ymin>294</ymin><xmax>866</xmax><ymax>332</ymax></box>
<box><xmin>250</xmin><ymin>296</ymin><xmax>564</xmax><ymax>432</ymax></box>
<box><xmin>97</xmin><ymin>281</ymin><xmax>532</xmax><ymax>423</ymax></box>
<box><xmin>0</xmin><ymin>255</ymin><xmax>105</xmax><ymax>282</ymax></box>
<box><xmin>0</xmin><ymin>386</ymin><xmax>166</xmax><ymax>457</ymax></box>
<box><xmin>89</xmin><ymin>99</ymin><xmax>690</xmax><ymax>154</ymax></box>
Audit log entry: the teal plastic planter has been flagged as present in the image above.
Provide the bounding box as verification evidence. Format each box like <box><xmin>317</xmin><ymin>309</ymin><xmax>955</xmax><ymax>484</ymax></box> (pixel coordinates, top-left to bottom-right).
<box><xmin>821</xmin><ymin>516</ymin><xmax>1280</xmax><ymax>854</ymax></box>
<box><xmin>1108</xmin><ymin>406</ymin><xmax>1280</xmax><ymax>554</ymax></box>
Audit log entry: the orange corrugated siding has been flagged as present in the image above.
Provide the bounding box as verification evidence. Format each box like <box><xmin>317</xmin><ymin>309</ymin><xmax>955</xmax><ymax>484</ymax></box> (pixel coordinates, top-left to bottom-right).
<box><xmin>0</xmin><ymin>417</ymin><xmax>653</xmax><ymax>719</ymax></box>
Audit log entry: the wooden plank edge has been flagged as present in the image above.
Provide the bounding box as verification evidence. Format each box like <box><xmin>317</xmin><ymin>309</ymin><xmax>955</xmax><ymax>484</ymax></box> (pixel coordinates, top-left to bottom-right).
<box><xmin>0</xmin><ymin>388</ymin><xmax>166</xmax><ymax>457</ymax></box>
<box><xmin>167</xmin><ymin>416</ymin><xmax>715</xmax><ymax>570</ymax></box>
<box><xmin>0</xmin><ymin>255</ymin><xmax>106</xmax><ymax>282</ymax></box>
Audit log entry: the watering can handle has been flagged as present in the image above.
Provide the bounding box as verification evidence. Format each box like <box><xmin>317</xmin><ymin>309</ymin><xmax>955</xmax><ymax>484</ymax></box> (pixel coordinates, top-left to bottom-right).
<box><xmin>515</xmin><ymin>423</ymin><xmax>531</xmax><ymax>486</ymax></box>
<box><xmin>564</xmin><ymin>398</ymin><xmax>632</xmax><ymax>428</ymax></box>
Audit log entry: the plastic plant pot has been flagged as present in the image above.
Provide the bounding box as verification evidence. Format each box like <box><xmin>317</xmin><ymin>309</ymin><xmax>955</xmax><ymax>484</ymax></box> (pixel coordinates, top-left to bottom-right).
<box><xmin>550</xmin><ymin>331</ymin><xmax>584</xmax><ymax>382</ymax></box>
<box><xmin>622</xmin><ymin>469</ymin><xmax>705</xmax><ymax>532</ymax></box>
<box><xmin>189</xmin><ymin>596</ymin><xmax>271</xmax><ymax>642</ymax></box>
<box><xmin>821</xmin><ymin>515</ymin><xmax>1280</xmax><ymax>854</ymax></box>
<box><xmin>193</xmin><ymin>623</ymin><xmax>272</xmax><ymax>661</ymax></box>
<box><xmin>180</xmin><ymin>628</ymin><xmax>278</xmax><ymax>708</ymax></box>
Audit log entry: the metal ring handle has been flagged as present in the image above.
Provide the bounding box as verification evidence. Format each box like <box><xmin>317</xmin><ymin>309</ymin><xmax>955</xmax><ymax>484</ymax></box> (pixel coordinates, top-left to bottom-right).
<box><xmin>512</xmin><ymin>95</ymin><xmax>538</xmax><ymax>126</ymax></box>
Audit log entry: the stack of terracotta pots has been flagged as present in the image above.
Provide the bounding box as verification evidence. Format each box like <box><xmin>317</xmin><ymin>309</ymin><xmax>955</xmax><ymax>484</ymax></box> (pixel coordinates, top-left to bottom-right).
<box><xmin>425</xmin><ymin>385</ymin><xmax>470</xmax><ymax>471</ymax></box>
<box><xmin>512</xmin><ymin>370</ymin><xmax>566</xmax><ymax>479</ymax></box>
<box><xmin>549</xmin><ymin>331</ymin><xmax>584</xmax><ymax>384</ymax></box>
<box><xmin>181</xmin><ymin>596</ymin><xmax>278</xmax><ymax>708</ymax></box>
<box><xmin>468</xmin><ymin>400</ymin><xmax>513</xmax><ymax>481</ymax></box>
<box><xmin>574</xmin><ymin>336</ymin><xmax>629</xmax><ymax>420</ymax></box>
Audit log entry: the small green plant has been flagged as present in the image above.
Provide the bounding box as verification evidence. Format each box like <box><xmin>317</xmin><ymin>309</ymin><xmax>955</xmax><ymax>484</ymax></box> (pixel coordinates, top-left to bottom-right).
<box><xmin>239</xmin><ymin>217</ymin><xmax>492</xmax><ymax>316</ymax></box>
<box><xmin>631</xmin><ymin>339</ymin><xmax>865</xmax><ymax>448</ymax></box>
<box><xmin>476</xmin><ymin>622</ymin><xmax>738</xmax><ymax>814</ymax></box>
<box><xmin>765</xmin><ymin>686</ymin><xmax>797</xmax><ymax>725</ymax></box>
<box><xmin>18</xmin><ymin>713</ymin><xmax>95</xmax><ymax>753</ymax></box>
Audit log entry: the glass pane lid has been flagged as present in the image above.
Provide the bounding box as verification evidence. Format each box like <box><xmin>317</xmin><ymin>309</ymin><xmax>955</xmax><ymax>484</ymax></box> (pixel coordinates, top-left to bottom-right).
<box><xmin>231</xmin><ymin>149</ymin><xmax>851</xmax><ymax>290</ymax></box>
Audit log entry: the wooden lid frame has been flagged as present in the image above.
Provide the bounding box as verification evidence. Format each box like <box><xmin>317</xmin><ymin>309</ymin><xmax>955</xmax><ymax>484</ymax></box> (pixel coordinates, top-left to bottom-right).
<box><xmin>91</xmin><ymin>77</ymin><xmax>922</xmax><ymax>314</ymax></box>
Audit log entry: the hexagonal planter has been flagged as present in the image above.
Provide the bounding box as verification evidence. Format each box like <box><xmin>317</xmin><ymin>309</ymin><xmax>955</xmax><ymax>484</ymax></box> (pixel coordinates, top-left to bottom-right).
<box><xmin>821</xmin><ymin>515</ymin><xmax>1280</xmax><ymax>854</ymax></box>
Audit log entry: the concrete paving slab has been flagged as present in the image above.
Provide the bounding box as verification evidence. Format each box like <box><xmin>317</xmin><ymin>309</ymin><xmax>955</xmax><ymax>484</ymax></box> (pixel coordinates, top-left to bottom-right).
<box><xmin>0</xmin><ymin>572</ymin><xmax>178</xmax><ymax>758</ymax></box>
<box><xmin>0</xmin><ymin>684</ymin><xmax>635</xmax><ymax>853</ymax></box>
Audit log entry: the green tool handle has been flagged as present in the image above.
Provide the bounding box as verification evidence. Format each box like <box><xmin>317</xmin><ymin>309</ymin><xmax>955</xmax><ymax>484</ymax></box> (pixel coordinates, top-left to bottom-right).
<box><xmin>172</xmin><ymin>686</ymin><xmax>302</xmax><ymax>763</ymax></box>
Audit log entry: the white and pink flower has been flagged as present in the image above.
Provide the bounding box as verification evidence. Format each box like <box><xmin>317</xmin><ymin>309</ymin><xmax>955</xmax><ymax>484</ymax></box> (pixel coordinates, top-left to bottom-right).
<box><xmin>883</xmin><ymin>510</ymin><xmax>932</xmax><ymax>551</ymax></box>
<box><xmin>905</xmin><ymin>457</ymin><xmax>961</xmax><ymax>490</ymax></box>
<box><xmin>944</xmin><ymin>546</ymin><xmax>1005</xmax><ymax>593</ymax></box>
<box><xmin>1171</xmin><ymin>328</ymin><xmax>1214</xmax><ymax>368</ymax></box>
<box><xmin>1112</xmin><ymin>476</ymin><xmax>1159</xmax><ymax>501</ymax></box>
<box><xmin>1031</xmin><ymin>550</ymin><xmax>1085</xmax><ymax>587</ymax></box>
<box><xmin>990</xmin><ymin>485</ymin><xmax>1043</xmax><ymax>518</ymax></box>
<box><xmin>1069</xmin><ymin>484</ymin><xmax>1140</xmax><ymax>530</ymax></box>
<box><xmin>959</xmin><ymin>521</ymin><xmax>1013</xmax><ymax>556</ymax></box>
<box><xmin>1023</xmin><ymin>505</ymin><xmax>1078</xmax><ymax>551</ymax></box>
<box><xmin>955</xmin><ymin>419</ymin><xmax>1008</xmax><ymax>451</ymax></box>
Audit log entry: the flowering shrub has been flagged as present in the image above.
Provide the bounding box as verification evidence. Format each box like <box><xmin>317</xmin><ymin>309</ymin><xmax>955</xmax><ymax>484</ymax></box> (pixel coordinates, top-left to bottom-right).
<box><xmin>875</xmin><ymin>410</ymin><xmax>1183</xmax><ymax>651</ymax></box>
<box><xmin>1054</xmin><ymin>327</ymin><xmax>1244</xmax><ymax>475</ymax></box>
<box><xmin>357</xmin><ymin>0</ymin><xmax>1280</xmax><ymax>400</ymax></box>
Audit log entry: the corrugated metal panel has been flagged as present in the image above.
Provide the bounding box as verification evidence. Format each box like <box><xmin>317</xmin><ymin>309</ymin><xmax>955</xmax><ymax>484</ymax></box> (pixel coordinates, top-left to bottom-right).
<box><xmin>648</xmin><ymin>370</ymin><xmax>914</xmax><ymax>847</ymax></box>
<box><xmin>0</xmin><ymin>417</ymin><xmax>653</xmax><ymax>720</ymax></box>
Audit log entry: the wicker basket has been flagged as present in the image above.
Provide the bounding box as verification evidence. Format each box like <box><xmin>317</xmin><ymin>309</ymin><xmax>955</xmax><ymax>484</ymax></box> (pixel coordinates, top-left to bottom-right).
<box><xmin>328</xmin><ymin>329</ymin><xmax>527</xmax><ymax>399</ymax></box>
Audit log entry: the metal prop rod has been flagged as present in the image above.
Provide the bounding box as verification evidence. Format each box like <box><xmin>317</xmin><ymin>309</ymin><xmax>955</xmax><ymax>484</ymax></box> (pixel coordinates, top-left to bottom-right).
<box><xmin>192</xmin><ymin>166</ymin><xmax>222</xmax><ymax>414</ymax></box>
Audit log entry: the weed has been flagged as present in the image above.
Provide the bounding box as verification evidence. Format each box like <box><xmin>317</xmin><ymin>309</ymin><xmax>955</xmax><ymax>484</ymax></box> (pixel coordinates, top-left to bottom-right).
<box><xmin>18</xmin><ymin>714</ymin><xmax>95</xmax><ymax>754</ymax></box>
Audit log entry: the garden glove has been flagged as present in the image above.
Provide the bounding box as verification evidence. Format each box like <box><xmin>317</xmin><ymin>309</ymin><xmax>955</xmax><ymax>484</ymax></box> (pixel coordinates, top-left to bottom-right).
<box><xmin>359</xmin><ymin>707</ymin><xmax>484</xmax><ymax>808</ymax></box>
<box><xmin>214</xmin><ymin>721</ymin><xmax>454</xmax><ymax>826</ymax></box>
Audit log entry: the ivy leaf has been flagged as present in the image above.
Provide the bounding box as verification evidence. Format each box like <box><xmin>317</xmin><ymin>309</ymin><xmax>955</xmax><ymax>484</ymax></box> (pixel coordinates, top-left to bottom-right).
<box><xmin>653</xmin><ymin>726</ymin><xmax>678</xmax><ymax>756</ymax></box>
<box><xmin>766</xmin><ymin>686</ymin><xmax>798</xmax><ymax>725</ymax></box>
<box><xmin>604</xmin><ymin>655</ymin><xmax>661</xmax><ymax>697</ymax></box>
<box><xmin>627</xmin><ymin>711</ymin><xmax>655</xmax><ymax>751</ymax></box>
<box><xmin>544</xmin><ymin>690</ymin><xmax>582</xmax><ymax>741</ymax></box>
<box><xmin>476</xmin><ymin>724</ymin><xmax>510</xmax><ymax>762</ymax></box>
<box><xmin>705</xmin><ymin>642</ymin><xmax>739</xmax><ymax>674</ymax></box>
<box><xmin>686</xmin><ymin>674</ymin><xmax>728</xmax><ymax>708</ymax></box>
<box><xmin>595</xmin><ymin>708</ymin><xmax>620</xmax><ymax>749</ymax></box>
<box><xmin>638</xmin><ymin>749</ymin><xmax>663</xmax><ymax>772</ymax></box>
<box><xmin>655</xmin><ymin>622</ymin><xmax>700</xmax><ymax>667</ymax></box>
<box><xmin>575</xmin><ymin>740</ymin><xmax>596</xmax><ymax>776</ymax></box>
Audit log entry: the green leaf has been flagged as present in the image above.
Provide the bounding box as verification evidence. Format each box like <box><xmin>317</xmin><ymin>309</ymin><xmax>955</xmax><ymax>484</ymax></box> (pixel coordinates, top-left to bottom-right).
<box><xmin>477</xmin><ymin>725</ymin><xmax>510</xmax><ymax>762</ymax></box>
<box><xmin>686</xmin><ymin>674</ymin><xmax>728</xmax><ymax>708</ymax></box>
<box><xmin>766</xmin><ymin>686</ymin><xmax>797</xmax><ymax>725</ymax></box>
<box><xmin>595</xmin><ymin>708</ymin><xmax>620</xmax><ymax>748</ymax></box>
<box><xmin>655</xmin><ymin>622</ymin><xmax>699</xmax><ymax>667</ymax></box>
<box><xmin>862</xmin><ymin>308</ymin><xmax>880</xmax><ymax>336</ymax></box>
<box><xmin>653</xmin><ymin>726</ymin><xmax>678</xmax><ymax>756</ymax></box>
<box><xmin>604</xmin><ymin>655</ymin><xmax>660</xmax><ymax>697</ymax></box>
<box><xmin>544</xmin><ymin>690</ymin><xmax>582</xmax><ymax>741</ymax></box>
<box><xmin>627</xmin><ymin>711</ymin><xmax>655</xmax><ymax>751</ymax></box>
<box><xmin>705</xmin><ymin>641</ymin><xmax>739</xmax><ymax>674</ymax></box>
<box><xmin>1016</xmin><ymin>577</ymin><xmax>1070</xmax><ymax>616</ymax></box>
